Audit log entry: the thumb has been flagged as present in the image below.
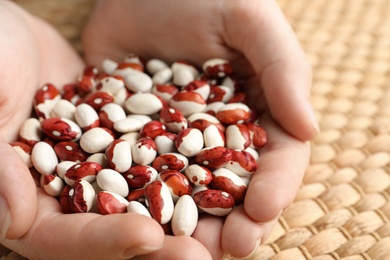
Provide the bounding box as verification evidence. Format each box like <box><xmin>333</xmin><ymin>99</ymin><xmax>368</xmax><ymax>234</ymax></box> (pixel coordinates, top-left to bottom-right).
<box><xmin>0</xmin><ymin>136</ymin><xmax>37</xmax><ymax>239</ymax></box>
<box><xmin>224</xmin><ymin>0</ymin><xmax>319</xmax><ymax>141</ymax></box>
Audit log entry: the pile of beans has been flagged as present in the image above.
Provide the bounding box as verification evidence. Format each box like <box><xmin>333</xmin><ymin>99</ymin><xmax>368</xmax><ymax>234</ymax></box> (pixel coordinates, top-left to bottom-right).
<box><xmin>11</xmin><ymin>54</ymin><xmax>267</xmax><ymax>236</ymax></box>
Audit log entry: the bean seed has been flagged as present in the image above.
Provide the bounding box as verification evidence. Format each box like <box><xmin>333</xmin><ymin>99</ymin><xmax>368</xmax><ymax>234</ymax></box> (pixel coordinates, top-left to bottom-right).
<box><xmin>15</xmin><ymin>54</ymin><xmax>269</xmax><ymax>236</ymax></box>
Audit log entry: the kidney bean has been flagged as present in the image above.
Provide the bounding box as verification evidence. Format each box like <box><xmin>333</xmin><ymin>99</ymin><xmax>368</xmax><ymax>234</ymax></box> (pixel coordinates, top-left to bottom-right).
<box><xmin>225</xmin><ymin>149</ymin><xmax>257</xmax><ymax>177</ymax></box>
<box><xmin>245</xmin><ymin>122</ymin><xmax>268</xmax><ymax>149</ymax></box>
<box><xmin>195</xmin><ymin>146</ymin><xmax>232</xmax><ymax>170</ymax></box>
<box><xmin>18</xmin><ymin>118</ymin><xmax>42</xmax><ymax>146</ymax></box>
<box><xmin>95</xmin><ymin>75</ymin><xmax>125</xmax><ymax>96</ymax></box>
<box><xmin>113</xmin><ymin>117</ymin><xmax>143</xmax><ymax>133</ymax></box>
<box><xmin>146</xmin><ymin>58</ymin><xmax>169</xmax><ymax>75</ymax></box>
<box><xmin>62</xmin><ymin>83</ymin><xmax>81</xmax><ymax>105</ymax></box>
<box><xmin>105</xmin><ymin>139</ymin><xmax>132</xmax><ymax>173</ymax></box>
<box><xmin>210</xmin><ymin>168</ymin><xmax>247</xmax><ymax>204</ymax></box>
<box><xmin>225</xmin><ymin>124</ymin><xmax>251</xmax><ymax>150</ymax></box>
<box><xmin>171</xmin><ymin>195</ymin><xmax>198</xmax><ymax>236</ymax></box>
<box><xmin>31</xmin><ymin>141</ymin><xmax>59</xmax><ymax>175</ymax></box>
<box><xmin>113</xmin><ymin>62</ymin><xmax>143</xmax><ymax>78</ymax></box>
<box><xmin>122</xmin><ymin>165</ymin><xmax>158</xmax><ymax>189</ymax></box>
<box><xmin>184</xmin><ymin>164</ymin><xmax>212</xmax><ymax>186</ymax></box>
<box><xmin>154</xmin><ymin>132</ymin><xmax>177</xmax><ymax>155</ymax></box>
<box><xmin>169</xmin><ymin>91</ymin><xmax>207</xmax><ymax>117</ymax></box>
<box><xmin>126</xmin><ymin>188</ymin><xmax>146</xmax><ymax>204</ymax></box>
<box><xmin>202</xmin><ymin>58</ymin><xmax>233</xmax><ymax>79</ymax></box>
<box><xmin>33</xmin><ymin>83</ymin><xmax>61</xmax><ymax>119</ymax></box>
<box><xmin>74</xmin><ymin>103</ymin><xmax>100</xmax><ymax>131</ymax></box>
<box><xmin>96</xmin><ymin>191</ymin><xmax>129</xmax><ymax>215</ymax></box>
<box><xmin>42</xmin><ymin>174</ymin><xmax>64</xmax><ymax>197</ymax></box>
<box><xmin>127</xmin><ymin>201</ymin><xmax>152</xmax><ymax>218</ymax></box>
<box><xmin>102</xmin><ymin>59</ymin><xmax>118</xmax><ymax>74</ymax></box>
<box><xmin>64</xmin><ymin>161</ymin><xmax>103</xmax><ymax>186</ymax></box>
<box><xmin>158</xmin><ymin>169</ymin><xmax>193</xmax><ymax>202</ymax></box>
<box><xmin>215</xmin><ymin>103</ymin><xmax>251</xmax><ymax>124</ymax></box>
<box><xmin>83</xmin><ymin>91</ymin><xmax>115</xmax><ymax>111</ymax></box>
<box><xmin>125</xmin><ymin>93</ymin><xmax>163</xmax><ymax>115</ymax></box>
<box><xmin>123</xmin><ymin>53</ymin><xmax>144</xmax><ymax>66</ymax></box>
<box><xmin>10</xmin><ymin>141</ymin><xmax>32</xmax><ymax>168</ymax></box>
<box><xmin>99</xmin><ymin>103</ymin><xmax>127</xmax><ymax>130</ymax></box>
<box><xmin>119</xmin><ymin>132</ymin><xmax>141</xmax><ymax>146</ymax></box>
<box><xmin>172</xmin><ymin>67</ymin><xmax>195</xmax><ymax>87</ymax></box>
<box><xmin>56</xmin><ymin>161</ymin><xmax>77</xmax><ymax>179</ymax></box>
<box><xmin>139</xmin><ymin>120</ymin><xmax>167</xmax><ymax>139</ymax></box>
<box><xmin>183</xmin><ymin>80</ymin><xmax>211</xmax><ymax>100</ymax></box>
<box><xmin>131</xmin><ymin>137</ymin><xmax>157</xmax><ymax>165</ymax></box>
<box><xmin>207</xmin><ymin>85</ymin><xmax>233</xmax><ymax>103</ymax></box>
<box><xmin>86</xmin><ymin>153</ymin><xmax>107</xmax><ymax>167</ymax></box>
<box><xmin>40</xmin><ymin>117</ymin><xmax>81</xmax><ymax>142</ymax></box>
<box><xmin>175</xmin><ymin>128</ymin><xmax>204</xmax><ymax>157</ymax></box>
<box><xmin>68</xmin><ymin>180</ymin><xmax>96</xmax><ymax>213</ymax></box>
<box><xmin>151</xmin><ymin>83</ymin><xmax>179</xmax><ymax>102</ymax></box>
<box><xmin>186</xmin><ymin>112</ymin><xmax>225</xmax><ymax>132</ymax></box>
<box><xmin>96</xmin><ymin>169</ymin><xmax>129</xmax><ymax>197</ymax></box>
<box><xmin>192</xmin><ymin>189</ymin><xmax>235</xmax><ymax>216</ymax></box>
<box><xmin>203</xmin><ymin>101</ymin><xmax>225</xmax><ymax>116</ymax></box>
<box><xmin>152</xmin><ymin>152</ymin><xmax>189</xmax><ymax>172</ymax></box>
<box><xmin>50</xmin><ymin>99</ymin><xmax>76</xmax><ymax>120</ymax></box>
<box><xmin>152</xmin><ymin>67</ymin><xmax>173</xmax><ymax>85</ymax></box>
<box><xmin>221</xmin><ymin>74</ymin><xmax>243</xmax><ymax>93</ymax></box>
<box><xmin>144</xmin><ymin>180</ymin><xmax>174</xmax><ymax>224</ymax></box>
<box><xmin>16</xmin><ymin>54</ymin><xmax>270</xmax><ymax>236</ymax></box>
<box><xmin>79</xmin><ymin>127</ymin><xmax>115</xmax><ymax>153</ymax></box>
<box><xmin>159</xmin><ymin>106</ymin><xmax>187</xmax><ymax>133</ymax></box>
<box><xmin>123</xmin><ymin>70</ymin><xmax>153</xmax><ymax>93</ymax></box>
<box><xmin>203</xmin><ymin>124</ymin><xmax>225</xmax><ymax>148</ymax></box>
<box><xmin>54</xmin><ymin>141</ymin><xmax>88</xmax><ymax>162</ymax></box>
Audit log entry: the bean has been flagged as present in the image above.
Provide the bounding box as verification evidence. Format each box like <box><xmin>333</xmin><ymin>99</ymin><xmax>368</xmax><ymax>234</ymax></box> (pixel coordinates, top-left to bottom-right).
<box><xmin>31</xmin><ymin>141</ymin><xmax>58</xmax><ymax>175</ymax></box>
<box><xmin>171</xmin><ymin>195</ymin><xmax>198</xmax><ymax>236</ymax></box>
<box><xmin>15</xmin><ymin>54</ymin><xmax>269</xmax><ymax>236</ymax></box>
<box><xmin>96</xmin><ymin>169</ymin><xmax>129</xmax><ymax>197</ymax></box>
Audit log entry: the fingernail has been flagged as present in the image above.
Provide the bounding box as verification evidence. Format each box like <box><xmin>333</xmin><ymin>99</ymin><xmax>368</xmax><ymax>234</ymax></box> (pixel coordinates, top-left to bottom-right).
<box><xmin>124</xmin><ymin>244</ymin><xmax>162</xmax><ymax>258</ymax></box>
<box><xmin>224</xmin><ymin>238</ymin><xmax>261</xmax><ymax>260</ymax></box>
<box><xmin>0</xmin><ymin>194</ymin><xmax>12</xmax><ymax>239</ymax></box>
<box><xmin>256</xmin><ymin>209</ymin><xmax>283</xmax><ymax>225</ymax></box>
<box><xmin>306</xmin><ymin>100</ymin><xmax>320</xmax><ymax>134</ymax></box>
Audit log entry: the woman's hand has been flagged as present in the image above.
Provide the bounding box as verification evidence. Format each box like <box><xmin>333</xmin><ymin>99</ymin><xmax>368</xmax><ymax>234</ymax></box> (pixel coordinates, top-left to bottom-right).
<box><xmin>83</xmin><ymin>0</ymin><xmax>318</xmax><ymax>258</ymax></box>
<box><xmin>1</xmin><ymin>2</ymin><xmax>213</xmax><ymax>259</ymax></box>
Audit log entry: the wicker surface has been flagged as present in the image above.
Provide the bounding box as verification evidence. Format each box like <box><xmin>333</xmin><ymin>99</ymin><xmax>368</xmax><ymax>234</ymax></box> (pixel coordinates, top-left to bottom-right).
<box><xmin>3</xmin><ymin>0</ymin><xmax>390</xmax><ymax>259</ymax></box>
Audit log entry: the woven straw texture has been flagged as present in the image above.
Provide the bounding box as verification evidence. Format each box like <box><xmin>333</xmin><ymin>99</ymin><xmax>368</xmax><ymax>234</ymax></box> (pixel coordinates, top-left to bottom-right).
<box><xmin>3</xmin><ymin>0</ymin><xmax>390</xmax><ymax>259</ymax></box>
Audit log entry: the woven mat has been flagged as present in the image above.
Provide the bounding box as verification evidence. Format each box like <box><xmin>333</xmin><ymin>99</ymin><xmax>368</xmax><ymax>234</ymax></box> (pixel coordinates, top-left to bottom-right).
<box><xmin>3</xmin><ymin>0</ymin><xmax>390</xmax><ymax>259</ymax></box>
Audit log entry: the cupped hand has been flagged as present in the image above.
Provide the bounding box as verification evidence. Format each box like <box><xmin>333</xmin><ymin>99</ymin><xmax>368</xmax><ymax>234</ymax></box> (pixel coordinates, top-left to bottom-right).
<box><xmin>83</xmin><ymin>0</ymin><xmax>318</xmax><ymax>258</ymax></box>
<box><xmin>1</xmin><ymin>2</ymin><xmax>212</xmax><ymax>260</ymax></box>
<box><xmin>0</xmin><ymin>0</ymin><xmax>83</xmax><ymax>240</ymax></box>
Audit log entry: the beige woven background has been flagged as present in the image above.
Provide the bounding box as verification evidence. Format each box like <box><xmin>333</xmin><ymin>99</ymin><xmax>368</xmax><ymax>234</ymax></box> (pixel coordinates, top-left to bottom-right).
<box><xmin>2</xmin><ymin>0</ymin><xmax>390</xmax><ymax>259</ymax></box>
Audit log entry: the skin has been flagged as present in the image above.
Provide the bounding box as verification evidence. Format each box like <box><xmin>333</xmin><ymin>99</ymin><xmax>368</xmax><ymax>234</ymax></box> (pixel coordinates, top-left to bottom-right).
<box><xmin>0</xmin><ymin>0</ymin><xmax>317</xmax><ymax>259</ymax></box>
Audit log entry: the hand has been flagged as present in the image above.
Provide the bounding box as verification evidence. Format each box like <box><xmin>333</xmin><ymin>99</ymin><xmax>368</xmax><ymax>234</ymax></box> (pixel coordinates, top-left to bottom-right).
<box><xmin>0</xmin><ymin>0</ymin><xmax>83</xmax><ymax>240</ymax></box>
<box><xmin>83</xmin><ymin>0</ymin><xmax>318</xmax><ymax>258</ymax></box>
<box><xmin>1</xmin><ymin>2</ymin><xmax>212</xmax><ymax>260</ymax></box>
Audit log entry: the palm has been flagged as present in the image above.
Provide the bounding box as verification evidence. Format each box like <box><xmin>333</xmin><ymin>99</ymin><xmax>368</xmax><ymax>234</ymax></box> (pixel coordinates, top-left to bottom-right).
<box><xmin>0</xmin><ymin>2</ymin><xmax>83</xmax><ymax>142</ymax></box>
<box><xmin>82</xmin><ymin>1</ymin><xmax>313</xmax><ymax>258</ymax></box>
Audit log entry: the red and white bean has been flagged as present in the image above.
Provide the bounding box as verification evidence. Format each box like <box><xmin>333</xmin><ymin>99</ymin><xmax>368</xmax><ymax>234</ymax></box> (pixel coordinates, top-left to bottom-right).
<box><xmin>14</xmin><ymin>55</ymin><xmax>268</xmax><ymax>236</ymax></box>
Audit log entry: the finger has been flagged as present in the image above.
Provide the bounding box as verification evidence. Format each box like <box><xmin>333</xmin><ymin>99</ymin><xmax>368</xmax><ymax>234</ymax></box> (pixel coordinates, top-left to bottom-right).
<box><xmin>221</xmin><ymin>206</ymin><xmax>278</xmax><ymax>258</ymax></box>
<box><xmin>192</xmin><ymin>215</ymin><xmax>224</xmax><ymax>259</ymax></box>
<box><xmin>133</xmin><ymin>235</ymin><xmax>212</xmax><ymax>260</ymax></box>
<box><xmin>0</xmin><ymin>139</ymin><xmax>37</xmax><ymax>239</ymax></box>
<box><xmin>3</xmin><ymin>190</ymin><xmax>165</xmax><ymax>260</ymax></box>
<box><xmin>223</xmin><ymin>0</ymin><xmax>319</xmax><ymax>141</ymax></box>
<box><xmin>245</xmin><ymin>114</ymin><xmax>310</xmax><ymax>222</ymax></box>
